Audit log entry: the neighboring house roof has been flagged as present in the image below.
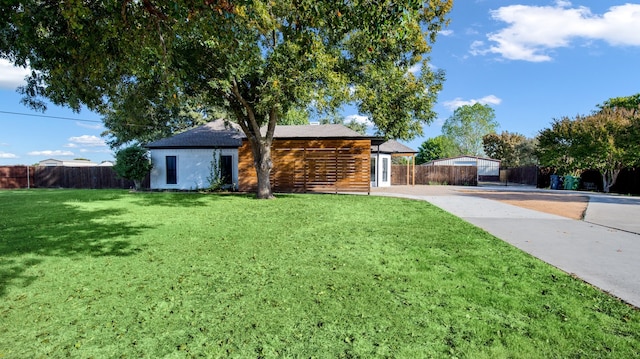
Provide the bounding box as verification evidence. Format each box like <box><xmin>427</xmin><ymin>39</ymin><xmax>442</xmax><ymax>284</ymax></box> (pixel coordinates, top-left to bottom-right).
<box><xmin>146</xmin><ymin>120</ymin><xmax>382</xmax><ymax>148</ymax></box>
<box><xmin>145</xmin><ymin>120</ymin><xmax>244</xmax><ymax>148</ymax></box>
<box><xmin>38</xmin><ymin>159</ymin><xmax>98</xmax><ymax>167</ymax></box>
<box><xmin>372</xmin><ymin>140</ymin><xmax>417</xmax><ymax>154</ymax></box>
<box><xmin>424</xmin><ymin>155</ymin><xmax>501</xmax><ymax>166</ymax></box>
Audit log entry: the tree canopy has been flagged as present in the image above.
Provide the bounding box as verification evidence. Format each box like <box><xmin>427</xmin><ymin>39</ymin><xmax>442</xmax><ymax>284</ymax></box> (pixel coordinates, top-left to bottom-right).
<box><xmin>598</xmin><ymin>93</ymin><xmax>640</xmax><ymax>115</ymax></box>
<box><xmin>415</xmin><ymin>135</ymin><xmax>454</xmax><ymax>164</ymax></box>
<box><xmin>441</xmin><ymin>103</ymin><xmax>498</xmax><ymax>157</ymax></box>
<box><xmin>1</xmin><ymin>0</ymin><xmax>452</xmax><ymax>198</ymax></box>
<box><xmin>537</xmin><ymin>95</ymin><xmax>640</xmax><ymax>192</ymax></box>
<box><xmin>482</xmin><ymin>131</ymin><xmax>537</xmax><ymax>168</ymax></box>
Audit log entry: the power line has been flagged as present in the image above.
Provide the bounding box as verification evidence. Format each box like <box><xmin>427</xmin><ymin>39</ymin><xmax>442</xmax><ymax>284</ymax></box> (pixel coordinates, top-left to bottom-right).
<box><xmin>0</xmin><ymin>110</ymin><xmax>102</xmax><ymax>123</ymax></box>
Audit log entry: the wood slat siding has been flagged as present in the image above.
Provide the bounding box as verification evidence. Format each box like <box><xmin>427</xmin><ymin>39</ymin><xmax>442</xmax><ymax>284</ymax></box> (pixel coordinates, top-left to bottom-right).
<box><xmin>392</xmin><ymin>165</ymin><xmax>478</xmax><ymax>186</ymax></box>
<box><xmin>0</xmin><ymin>166</ymin><xmax>145</xmax><ymax>189</ymax></box>
<box><xmin>238</xmin><ymin>139</ymin><xmax>371</xmax><ymax>193</ymax></box>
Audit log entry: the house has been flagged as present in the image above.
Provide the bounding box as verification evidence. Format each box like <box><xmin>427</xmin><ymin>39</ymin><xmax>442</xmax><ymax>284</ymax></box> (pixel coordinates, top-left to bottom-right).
<box><xmin>371</xmin><ymin>140</ymin><xmax>417</xmax><ymax>187</ymax></box>
<box><xmin>145</xmin><ymin>120</ymin><xmax>384</xmax><ymax>192</ymax></box>
<box><xmin>38</xmin><ymin>158</ymin><xmax>98</xmax><ymax>167</ymax></box>
<box><xmin>424</xmin><ymin>155</ymin><xmax>501</xmax><ymax>181</ymax></box>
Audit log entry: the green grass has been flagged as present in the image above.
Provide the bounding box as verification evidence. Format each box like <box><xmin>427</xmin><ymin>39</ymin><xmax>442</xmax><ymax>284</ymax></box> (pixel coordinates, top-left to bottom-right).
<box><xmin>0</xmin><ymin>189</ymin><xmax>638</xmax><ymax>358</ymax></box>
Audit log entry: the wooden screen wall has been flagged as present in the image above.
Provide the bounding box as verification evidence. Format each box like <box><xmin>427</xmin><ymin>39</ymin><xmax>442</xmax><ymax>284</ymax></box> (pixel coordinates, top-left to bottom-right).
<box><xmin>238</xmin><ymin>139</ymin><xmax>371</xmax><ymax>193</ymax></box>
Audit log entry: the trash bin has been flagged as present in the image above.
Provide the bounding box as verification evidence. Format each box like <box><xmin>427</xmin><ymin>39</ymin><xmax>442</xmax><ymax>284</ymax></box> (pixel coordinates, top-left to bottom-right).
<box><xmin>550</xmin><ymin>174</ymin><xmax>560</xmax><ymax>190</ymax></box>
<box><xmin>563</xmin><ymin>175</ymin><xmax>579</xmax><ymax>190</ymax></box>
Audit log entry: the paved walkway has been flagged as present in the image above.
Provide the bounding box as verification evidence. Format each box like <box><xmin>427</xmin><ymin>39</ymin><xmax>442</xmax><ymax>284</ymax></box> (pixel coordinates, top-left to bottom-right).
<box><xmin>370</xmin><ymin>185</ymin><xmax>640</xmax><ymax>308</ymax></box>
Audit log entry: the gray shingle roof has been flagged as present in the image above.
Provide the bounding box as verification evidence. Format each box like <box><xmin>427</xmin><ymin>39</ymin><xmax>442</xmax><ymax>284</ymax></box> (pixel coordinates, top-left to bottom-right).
<box><xmin>372</xmin><ymin>139</ymin><xmax>417</xmax><ymax>154</ymax></box>
<box><xmin>270</xmin><ymin>124</ymin><xmax>366</xmax><ymax>138</ymax></box>
<box><xmin>145</xmin><ymin>120</ymin><xmax>244</xmax><ymax>148</ymax></box>
<box><xmin>146</xmin><ymin>120</ymin><xmax>370</xmax><ymax>149</ymax></box>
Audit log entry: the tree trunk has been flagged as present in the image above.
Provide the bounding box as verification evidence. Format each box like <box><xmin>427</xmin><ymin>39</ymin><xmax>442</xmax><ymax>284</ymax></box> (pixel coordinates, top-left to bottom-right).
<box><xmin>251</xmin><ymin>137</ymin><xmax>275</xmax><ymax>199</ymax></box>
<box><xmin>602</xmin><ymin>168</ymin><xmax>621</xmax><ymax>194</ymax></box>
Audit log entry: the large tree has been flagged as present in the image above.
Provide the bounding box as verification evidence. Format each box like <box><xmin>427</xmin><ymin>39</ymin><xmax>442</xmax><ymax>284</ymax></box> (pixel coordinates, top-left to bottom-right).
<box><xmin>441</xmin><ymin>103</ymin><xmax>498</xmax><ymax>157</ymax></box>
<box><xmin>1</xmin><ymin>0</ymin><xmax>452</xmax><ymax>199</ymax></box>
<box><xmin>537</xmin><ymin>104</ymin><xmax>640</xmax><ymax>193</ymax></box>
<box><xmin>415</xmin><ymin>135</ymin><xmax>454</xmax><ymax>164</ymax></box>
<box><xmin>483</xmin><ymin>131</ymin><xmax>537</xmax><ymax>168</ymax></box>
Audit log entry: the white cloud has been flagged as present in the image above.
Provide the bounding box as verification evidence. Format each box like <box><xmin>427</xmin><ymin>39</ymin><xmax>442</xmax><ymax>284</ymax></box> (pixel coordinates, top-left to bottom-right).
<box><xmin>469</xmin><ymin>40</ymin><xmax>488</xmax><ymax>56</ymax></box>
<box><xmin>344</xmin><ymin>114</ymin><xmax>373</xmax><ymax>126</ymax></box>
<box><xmin>28</xmin><ymin>150</ymin><xmax>74</xmax><ymax>157</ymax></box>
<box><xmin>439</xmin><ymin>29</ymin><xmax>454</xmax><ymax>36</ymax></box>
<box><xmin>443</xmin><ymin>95</ymin><xmax>502</xmax><ymax>111</ymax></box>
<box><xmin>67</xmin><ymin>135</ymin><xmax>107</xmax><ymax>147</ymax></box>
<box><xmin>0</xmin><ymin>59</ymin><xmax>30</xmax><ymax>89</ymax></box>
<box><xmin>0</xmin><ymin>151</ymin><xmax>18</xmax><ymax>159</ymax></box>
<box><xmin>474</xmin><ymin>3</ymin><xmax>640</xmax><ymax>62</ymax></box>
<box><xmin>407</xmin><ymin>63</ymin><xmax>422</xmax><ymax>75</ymax></box>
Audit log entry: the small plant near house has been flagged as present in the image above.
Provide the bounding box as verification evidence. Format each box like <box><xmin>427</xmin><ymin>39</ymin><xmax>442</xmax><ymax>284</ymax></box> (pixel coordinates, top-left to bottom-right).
<box><xmin>112</xmin><ymin>145</ymin><xmax>152</xmax><ymax>190</ymax></box>
<box><xmin>206</xmin><ymin>150</ymin><xmax>225</xmax><ymax>192</ymax></box>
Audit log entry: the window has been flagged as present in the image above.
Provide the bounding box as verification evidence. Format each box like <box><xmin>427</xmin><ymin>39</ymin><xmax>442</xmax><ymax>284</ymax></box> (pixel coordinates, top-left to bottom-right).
<box><xmin>382</xmin><ymin>158</ymin><xmax>388</xmax><ymax>182</ymax></box>
<box><xmin>220</xmin><ymin>155</ymin><xmax>233</xmax><ymax>185</ymax></box>
<box><xmin>370</xmin><ymin>158</ymin><xmax>377</xmax><ymax>182</ymax></box>
<box><xmin>166</xmin><ymin>156</ymin><xmax>177</xmax><ymax>184</ymax></box>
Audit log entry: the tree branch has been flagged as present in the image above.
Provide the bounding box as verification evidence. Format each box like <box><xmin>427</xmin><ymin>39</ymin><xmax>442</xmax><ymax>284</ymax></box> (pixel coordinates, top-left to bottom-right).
<box><xmin>231</xmin><ymin>78</ymin><xmax>261</xmax><ymax>140</ymax></box>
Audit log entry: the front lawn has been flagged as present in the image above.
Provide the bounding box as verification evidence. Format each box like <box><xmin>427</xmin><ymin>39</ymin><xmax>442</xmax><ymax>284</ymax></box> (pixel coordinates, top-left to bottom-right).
<box><xmin>0</xmin><ymin>190</ymin><xmax>638</xmax><ymax>358</ymax></box>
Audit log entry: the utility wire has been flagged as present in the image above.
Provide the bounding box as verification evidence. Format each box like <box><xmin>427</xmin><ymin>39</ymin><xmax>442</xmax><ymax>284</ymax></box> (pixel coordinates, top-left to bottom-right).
<box><xmin>0</xmin><ymin>110</ymin><xmax>102</xmax><ymax>123</ymax></box>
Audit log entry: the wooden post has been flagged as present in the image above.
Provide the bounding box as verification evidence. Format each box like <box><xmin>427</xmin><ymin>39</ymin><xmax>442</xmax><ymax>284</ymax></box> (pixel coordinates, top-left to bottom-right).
<box><xmin>412</xmin><ymin>156</ymin><xmax>415</xmax><ymax>186</ymax></box>
<box><xmin>406</xmin><ymin>158</ymin><xmax>409</xmax><ymax>186</ymax></box>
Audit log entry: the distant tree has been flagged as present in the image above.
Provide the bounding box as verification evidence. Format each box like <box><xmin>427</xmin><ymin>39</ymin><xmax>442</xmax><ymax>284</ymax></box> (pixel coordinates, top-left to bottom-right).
<box><xmin>483</xmin><ymin>131</ymin><xmax>537</xmax><ymax>167</ymax></box>
<box><xmin>278</xmin><ymin>107</ymin><xmax>310</xmax><ymax>126</ymax></box>
<box><xmin>416</xmin><ymin>136</ymin><xmax>455</xmax><ymax>164</ymax></box>
<box><xmin>537</xmin><ymin>107</ymin><xmax>640</xmax><ymax>192</ymax></box>
<box><xmin>113</xmin><ymin>145</ymin><xmax>153</xmax><ymax>191</ymax></box>
<box><xmin>515</xmin><ymin>137</ymin><xmax>538</xmax><ymax>167</ymax></box>
<box><xmin>536</xmin><ymin>117</ymin><xmax>575</xmax><ymax>175</ymax></box>
<box><xmin>320</xmin><ymin>116</ymin><xmax>368</xmax><ymax>135</ymax></box>
<box><xmin>441</xmin><ymin>103</ymin><xmax>499</xmax><ymax>156</ymax></box>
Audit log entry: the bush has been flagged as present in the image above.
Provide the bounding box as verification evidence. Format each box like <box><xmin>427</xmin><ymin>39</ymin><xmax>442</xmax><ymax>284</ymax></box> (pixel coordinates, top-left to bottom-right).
<box><xmin>113</xmin><ymin>145</ymin><xmax>152</xmax><ymax>190</ymax></box>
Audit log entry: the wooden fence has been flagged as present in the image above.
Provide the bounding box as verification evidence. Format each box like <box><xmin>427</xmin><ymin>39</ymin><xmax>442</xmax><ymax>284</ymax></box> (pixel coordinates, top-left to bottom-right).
<box><xmin>0</xmin><ymin>166</ymin><xmax>143</xmax><ymax>189</ymax></box>
<box><xmin>392</xmin><ymin>165</ymin><xmax>477</xmax><ymax>186</ymax></box>
<box><xmin>500</xmin><ymin>165</ymin><xmax>539</xmax><ymax>186</ymax></box>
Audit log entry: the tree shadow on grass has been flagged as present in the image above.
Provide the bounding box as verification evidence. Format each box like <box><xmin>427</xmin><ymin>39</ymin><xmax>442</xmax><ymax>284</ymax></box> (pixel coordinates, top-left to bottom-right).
<box><xmin>131</xmin><ymin>192</ymin><xmax>256</xmax><ymax>207</ymax></box>
<box><xmin>0</xmin><ymin>196</ymin><xmax>153</xmax><ymax>297</ymax></box>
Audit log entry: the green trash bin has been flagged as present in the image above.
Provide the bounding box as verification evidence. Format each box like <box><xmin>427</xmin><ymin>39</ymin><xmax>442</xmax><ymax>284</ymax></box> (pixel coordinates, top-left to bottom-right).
<box><xmin>563</xmin><ymin>175</ymin><xmax>579</xmax><ymax>190</ymax></box>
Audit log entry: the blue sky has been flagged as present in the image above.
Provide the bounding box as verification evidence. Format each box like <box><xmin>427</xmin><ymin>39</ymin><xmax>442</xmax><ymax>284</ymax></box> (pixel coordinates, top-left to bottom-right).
<box><xmin>2</xmin><ymin>1</ymin><xmax>640</xmax><ymax>165</ymax></box>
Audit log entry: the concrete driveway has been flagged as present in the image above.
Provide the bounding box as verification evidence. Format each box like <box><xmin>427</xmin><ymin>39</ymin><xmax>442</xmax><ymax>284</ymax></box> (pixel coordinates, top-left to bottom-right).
<box><xmin>370</xmin><ymin>185</ymin><xmax>640</xmax><ymax>308</ymax></box>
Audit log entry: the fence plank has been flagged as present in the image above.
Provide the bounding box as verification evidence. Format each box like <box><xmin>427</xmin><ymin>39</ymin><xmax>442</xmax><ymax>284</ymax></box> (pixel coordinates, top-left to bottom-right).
<box><xmin>392</xmin><ymin>165</ymin><xmax>477</xmax><ymax>186</ymax></box>
<box><xmin>0</xmin><ymin>166</ymin><xmax>145</xmax><ymax>189</ymax></box>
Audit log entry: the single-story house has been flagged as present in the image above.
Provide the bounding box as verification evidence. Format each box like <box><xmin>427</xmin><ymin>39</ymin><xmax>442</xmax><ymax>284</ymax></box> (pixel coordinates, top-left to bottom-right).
<box><xmin>38</xmin><ymin>158</ymin><xmax>99</xmax><ymax>167</ymax></box>
<box><xmin>370</xmin><ymin>140</ymin><xmax>417</xmax><ymax>187</ymax></box>
<box><xmin>145</xmin><ymin>120</ymin><xmax>386</xmax><ymax>192</ymax></box>
<box><xmin>424</xmin><ymin>155</ymin><xmax>501</xmax><ymax>181</ymax></box>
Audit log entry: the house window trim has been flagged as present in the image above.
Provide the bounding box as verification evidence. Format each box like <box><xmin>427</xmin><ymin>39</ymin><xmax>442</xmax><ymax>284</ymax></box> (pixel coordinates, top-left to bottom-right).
<box><xmin>382</xmin><ymin>157</ymin><xmax>388</xmax><ymax>182</ymax></box>
<box><xmin>166</xmin><ymin>155</ymin><xmax>177</xmax><ymax>185</ymax></box>
<box><xmin>370</xmin><ymin>157</ymin><xmax>377</xmax><ymax>183</ymax></box>
<box><xmin>220</xmin><ymin>154</ymin><xmax>233</xmax><ymax>185</ymax></box>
